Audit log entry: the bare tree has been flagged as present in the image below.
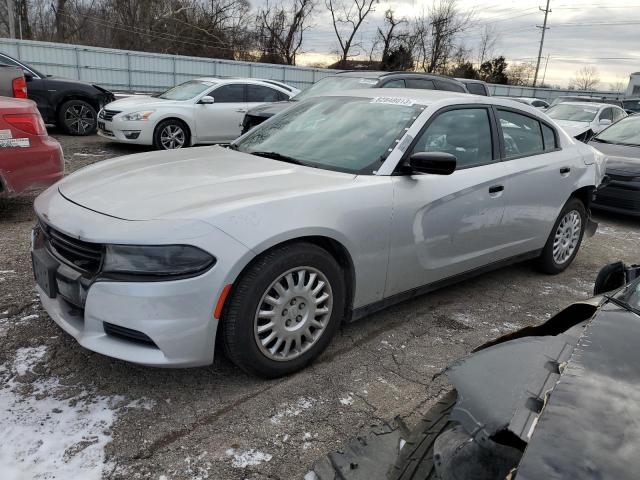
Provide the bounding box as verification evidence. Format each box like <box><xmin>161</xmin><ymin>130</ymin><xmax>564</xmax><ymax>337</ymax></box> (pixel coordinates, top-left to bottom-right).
<box><xmin>257</xmin><ymin>0</ymin><xmax>315</xmax><ymax>65</ymax></box>
<box><xmin>609</xmin><ymin>77</ymin><xmax>626</xmax><ymax>93</ymax></box>
<box><xmin>377</xmin><ymin>9</ymin><xmax>406</xmax><ymax>65</ymax></box>
<box><xmin>477</xmin><ymin>24</ymin><xmax>500</xmax><ymax>65</ymax></box>
<box><xmin>507</xmin><ymin>62</ymin><xmax>536</xmax><ymax>86</ymax></box>
<box><xmin>326</xmin><ymin>0</ymin><xmax>378</xmax><ymax>68</ymax></box>
<box><xmin>570</xmin><ymin>66</ymin><xmax>600</xmax><ymax>91</ymax></box>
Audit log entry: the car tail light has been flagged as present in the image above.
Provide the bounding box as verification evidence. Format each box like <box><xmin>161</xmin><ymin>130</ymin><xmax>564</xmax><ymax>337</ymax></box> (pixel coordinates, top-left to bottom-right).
<box><xmin>4</xmin><ymin>113</ymin><xmax>47</xmax><ymax>136</ymax></box>
<box><xmin>12</xmin><ymin>76</ymin><xmax>28</xmax><ymax>99</ymax></box>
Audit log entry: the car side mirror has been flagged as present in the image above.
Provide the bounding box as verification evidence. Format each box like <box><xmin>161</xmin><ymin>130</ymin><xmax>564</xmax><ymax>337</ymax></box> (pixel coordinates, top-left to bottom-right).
<box><xmin>599</xmin><ymin>118</ymin><xmax>612</xmax><ymax>126</ymax></box>
<box><xmin>408</xmin><ymin>152</ymin><xmax>457</xmax><ymax>175</ymax></box>
<box><xmin>594</xmin><ymin>262</ymin><xmax>640</xmax><ymax>295</ymax></box>
<box><xmin>23</xmin><ymin>71</ymin><xmax>34</xmax><ymax>81</ymax></box>
<box><xmin>200</xmin><ymin>96</ymin><xmax>215</xmax><ymax>104</ymax></box>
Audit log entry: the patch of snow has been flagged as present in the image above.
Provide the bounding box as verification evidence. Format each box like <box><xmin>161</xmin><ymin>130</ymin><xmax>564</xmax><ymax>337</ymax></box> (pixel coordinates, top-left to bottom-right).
<box><xmin>270</xmin><ymin>397</ymin><xmax>316</xmax><ymax>424</ymax></box>
<box><xmin>304</xmin><ymin>471</ymin><xmax>320</xmax><ymax>480</ymax></box>
<box><xmin>20</xmin><ymin>314</ymin><xmax>39</xmax><ymax>321</ymax></box>
<box><xmin>0</xmin><ymin>270</ymin><xmax>15</xmax><ymax>274</ymax></box>
<box><xmin>502</xmin><ymin>322</ymin><xmax>519</xmax><ymax>331</ymax></box>
<box><xmin>303</xmin><ymin>432</ymin><xmax>312</xmax><ymax>440</ymax></box>
<box><xmin>13</xmin><ymin>346</ymin><xmax>47</xmax><ymax>375</ymax></box>
<box><xmin>225</xmin><ymin>449</ymin><xmax>272</xmax><ymax>468</ymax></box>
<box><xmin>339</xmin><ymin>394</ymin><xmax>354</xmax><ymax>406</ymax></box>
<box><xmin>73</xmin><ymin>153</ymin><xmax>105</xmax><ymax>157</ymax></box>
<box><xmin>124</xmin><ymin>398</ymin><xmax>155</xmax><ymax>410</ymax></box>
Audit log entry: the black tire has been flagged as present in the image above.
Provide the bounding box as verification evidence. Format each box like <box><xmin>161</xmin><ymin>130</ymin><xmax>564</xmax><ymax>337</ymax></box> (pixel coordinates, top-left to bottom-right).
<box><xmin>58</xmin><ymin>99</ymin><xmax>97</xmax><ymax>136</ymax></box>
<box><xmin>537</xmin><ymin>197</ymin><xmax>587</xmax><ymax>275</ymax></box>
<box><xmin>388</xmin><ymin>390</ymin><xmax>458</xmax><ymax>480</ymax></box>
<box><xmin>153</xmin><ymin>119</ymin><xmax>190</xmax><ymax>150</ymax></box>
<box><xmin>221</xmin><ymin>242</ymin><xmax>346</xmax><ymax>378</ymax></box>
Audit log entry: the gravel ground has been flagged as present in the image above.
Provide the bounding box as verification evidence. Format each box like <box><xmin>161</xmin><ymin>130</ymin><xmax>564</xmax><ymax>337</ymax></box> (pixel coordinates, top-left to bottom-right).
<box><xmin>1</xmin><ymin>131</ymin><xmax>638</xmax><ymax>480</ymax></box>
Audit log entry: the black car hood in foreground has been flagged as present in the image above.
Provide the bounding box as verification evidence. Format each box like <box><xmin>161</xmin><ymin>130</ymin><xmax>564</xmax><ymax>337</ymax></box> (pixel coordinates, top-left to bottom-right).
<box><xmin>588</xmin><ymin>141</ymin><xmax>640</xmax><ymax>175</ymax></box>
<box><xmin>245</xmin><ymin>100</ymin><xmax>294</xmax><ymax>119</ymax></box>
<box><xmin>310</xmin><ymin>297</ymin><xmax>640</xmax><ymax>479</ymax></box>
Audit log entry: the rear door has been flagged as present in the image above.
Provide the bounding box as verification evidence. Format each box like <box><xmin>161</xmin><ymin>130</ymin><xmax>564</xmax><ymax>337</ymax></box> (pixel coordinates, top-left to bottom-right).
<box><xmin>386</xmin><ymin>105</ymin><xmax>509</xmax><ymax>296</ymax></box>
<box><xmin>194</xmin><ymin>83</ymin><xmax>247</xmax><ymax>143</ymax></box>
<box><xmin>497</xmin><ymin>108</ymin><xmax>581</xmax><ymax>255</ymax></box>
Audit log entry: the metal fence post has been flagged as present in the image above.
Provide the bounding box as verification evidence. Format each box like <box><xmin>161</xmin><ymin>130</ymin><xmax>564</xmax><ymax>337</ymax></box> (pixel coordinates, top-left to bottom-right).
<box><xmin>172</xmin><ymin>56</ymin><xmax>177</xmax><ymax>86</ymax></box>
<box><xmin>75</xmin><ymin>47</ymin><xmax>81</xmax><ymax>80</ymax></box>
<box><xmin>126</xmin><ymin>52</ymin><xmax>131</xmax><ymax>91</ymax></box>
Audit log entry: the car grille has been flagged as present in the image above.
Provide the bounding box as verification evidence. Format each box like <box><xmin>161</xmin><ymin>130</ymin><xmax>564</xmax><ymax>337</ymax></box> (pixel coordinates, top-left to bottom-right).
<box><xmin>41</xmin><ymin>223</ymin><xmax>104</xmax><ymax>274</ymax></box>
<box><xmin>99</xmin><ymin>109</ymin><xmax>120</xmax><ymax>121</ymax></box>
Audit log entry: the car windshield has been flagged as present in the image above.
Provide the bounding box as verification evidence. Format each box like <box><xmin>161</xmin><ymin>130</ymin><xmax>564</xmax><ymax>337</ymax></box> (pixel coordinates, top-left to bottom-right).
<box><xmin>234</xmin><ymin>96</ymin><xmax>422</xmax><ymax>174</ymax></box>
<box><xmin>546</xmin><ymin>104</ymin><xmax>599</xmax><ymax>122</ymax></box>
<box><xmin>623</xmin><ymin>100</ymin><xmax>640</xmax><ymax>112</ymax></box>
<box><xmin>293</xmin><ymin>76</ymin><xmax>379</xmax><ymax>101</ymax></box>
<box><xmin>158</xmin><ymin>80</ymin><xmax>215</xmax><ymax>100</ymax></box>
<box><xmin>594</xmin><ymin>115</ymin><xmax>640</xmax><ymax>146</ymax></box>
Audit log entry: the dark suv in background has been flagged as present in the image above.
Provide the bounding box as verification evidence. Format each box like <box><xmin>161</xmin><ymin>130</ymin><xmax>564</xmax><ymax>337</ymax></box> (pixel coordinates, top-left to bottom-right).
<box><xmin>0</xmin><ymin>52</ymin><xmax>114</xmax><ymax>136</ymax></box>
<box><xmin>240</xmin><ymin>71</ymin><xmax>468</xmax><ymax>134</ymax></box>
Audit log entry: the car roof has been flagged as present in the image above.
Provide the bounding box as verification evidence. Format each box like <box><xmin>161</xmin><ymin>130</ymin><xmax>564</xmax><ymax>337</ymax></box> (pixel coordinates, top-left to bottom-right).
<box><xmin>335</xmin><ymin>70</ymin><xmax>464</xmax><ymax>83</ymax></box>
<box><xmin>193</xmin><ymin>77</ymin><xmax>292</xmax><ymax>89</ymax></box>
<box><xmin>456</xmin><ymin>78</ymin><xmax>488</xmax><ymax>84</ymax></box>
<box><xmin>552</xmin><ymin>101</ymin><xmax>613</xmax><ymax>109</ymax></box>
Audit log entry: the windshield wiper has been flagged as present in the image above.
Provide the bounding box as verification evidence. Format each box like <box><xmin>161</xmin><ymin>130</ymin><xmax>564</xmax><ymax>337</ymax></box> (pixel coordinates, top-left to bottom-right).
<box><xmin>604</xmin><ymin>294</ymin><xmax>640</xmax><ymax>316</ymax></box>
<box><xmin>250</xmin><ymin>151</ymin><xmax>306</xmax><ymax>166</ymax></box>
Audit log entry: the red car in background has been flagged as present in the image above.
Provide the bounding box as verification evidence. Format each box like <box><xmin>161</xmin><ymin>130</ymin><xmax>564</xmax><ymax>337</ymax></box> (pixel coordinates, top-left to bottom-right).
<box><xmin>0</xmin><ymin>97</ymin><xmax>64</xmax><ymax>196</ymax></box>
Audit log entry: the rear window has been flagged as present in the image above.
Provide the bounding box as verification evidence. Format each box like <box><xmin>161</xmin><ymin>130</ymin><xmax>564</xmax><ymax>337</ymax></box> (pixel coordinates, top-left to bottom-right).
<box><xmin>436</xmin><ymin>80</ymin><xmax>466</xmax><ymax>93</ymax></box>
<box><xmin>498</xmin><ymin>110</ymin><xmax>544</xmax><ymax>158</ymax></box>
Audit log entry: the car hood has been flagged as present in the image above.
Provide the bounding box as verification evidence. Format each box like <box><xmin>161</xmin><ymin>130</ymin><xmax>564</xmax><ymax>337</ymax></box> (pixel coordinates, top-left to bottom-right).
<box><xmin>588</xmin><ymin>141</ymin><xmax>640</xmax><ymax>175</ymax></box>
<box><xmin>247</xmin><ymin>101</ymin><xmax>294</xmax><ymax>118</ymax></box>
<box><xmin>57</xmin><ymin>146</ymin><xmax>355</xmax><ymax>221</ymax></box>
<box><xmin>103</xmin><ymin>95</ymin><xmax>182</xmax><ymax>111</ymax></box>
<box><xmin>553</xmin><ymin>120</ymin><xmax>591</xmax><ymax>137</ymax></box>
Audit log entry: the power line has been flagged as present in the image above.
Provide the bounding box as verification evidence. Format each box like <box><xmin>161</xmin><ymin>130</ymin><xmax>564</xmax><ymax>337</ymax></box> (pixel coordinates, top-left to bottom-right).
<box><xmin>533</xmin><ymin>0</ymin><xmax>551</xmax><ymax>87</ymax></box>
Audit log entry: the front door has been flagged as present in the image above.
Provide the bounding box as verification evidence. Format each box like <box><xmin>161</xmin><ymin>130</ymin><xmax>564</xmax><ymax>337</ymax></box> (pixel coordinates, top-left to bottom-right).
<box><xmin>386</xmin><ymin>106</ymin><xmax>509</xmax><ymax>297</ymax></box>
<box><xmin>194</xmin><ymin>83</ymin><xmax>247</xmax><ymax>143</ymax></box>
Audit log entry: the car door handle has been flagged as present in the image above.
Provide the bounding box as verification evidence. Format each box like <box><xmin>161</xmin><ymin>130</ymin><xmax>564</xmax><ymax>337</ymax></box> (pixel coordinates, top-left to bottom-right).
<box><xmin>488</xmin><ymin>185</ymin><xmax>504</xmax><ymax>194</ymax></box>
<box><xmin>560</xmin><ymin>167</ymin><xmax>571</xmax><ymax>175</ymax></box>
<box><xmin>235</xmin><ymin>109</ymin><xmax>247</xmax><ymax>113</ymax></box>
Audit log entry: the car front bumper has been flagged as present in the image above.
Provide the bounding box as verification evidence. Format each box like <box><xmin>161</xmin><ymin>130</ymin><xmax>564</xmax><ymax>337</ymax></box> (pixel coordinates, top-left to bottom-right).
<box><xmin>592</xmin><ymin>177</ymin><xmax>640</xmax><ymax>217</ymax></box>
<box><xmin>97</xmin><ymin>116</ymin><xmax>155</xmax><ymax>145</ymax></box>
<box><xmin>32</xmin><ymin>187</ymin><xmax>253</xmax><ymax>367</ymax></box>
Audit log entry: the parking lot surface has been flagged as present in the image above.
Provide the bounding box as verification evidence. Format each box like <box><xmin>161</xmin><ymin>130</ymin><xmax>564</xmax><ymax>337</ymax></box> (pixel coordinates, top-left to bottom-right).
<box><xmin>1</xmin><ymin>131</ymin><xmax>638</xmax><ymax>479</ymax></box>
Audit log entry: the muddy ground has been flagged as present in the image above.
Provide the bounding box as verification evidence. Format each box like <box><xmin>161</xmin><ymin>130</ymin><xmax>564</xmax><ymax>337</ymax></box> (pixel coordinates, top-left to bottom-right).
<box><xmin>1</xmin><ymin>130</ymin><xmax>638</xmax><ymax>479</ymax></box>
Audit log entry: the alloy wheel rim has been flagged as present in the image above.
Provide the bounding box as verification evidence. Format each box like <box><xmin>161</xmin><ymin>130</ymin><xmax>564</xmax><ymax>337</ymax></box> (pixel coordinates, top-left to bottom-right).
<box><xmin>160</xmin><ymin>125</ymin><xmax>185</xmax><ymax>149</ymax></box>
<box><xmin>254</xmin><ymin>266</ymin><xmax>333</xmax><ymax>362</ymax></box>
<box><xmin>553</xmin><ymin>210</ymin><xmax>582</xmax><ymax>264</ymax></box>
<box><xmin>65</xmin><ymin>105</ymin><xmax>95</xmax><ymax>134</ymax></box>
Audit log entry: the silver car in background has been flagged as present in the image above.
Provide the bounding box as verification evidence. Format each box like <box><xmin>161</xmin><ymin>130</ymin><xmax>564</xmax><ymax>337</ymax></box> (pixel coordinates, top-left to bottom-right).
<box><xmin>32</xmin><ymin>90</ymin><xmax>605</xmax><ymax>377</ymax></box>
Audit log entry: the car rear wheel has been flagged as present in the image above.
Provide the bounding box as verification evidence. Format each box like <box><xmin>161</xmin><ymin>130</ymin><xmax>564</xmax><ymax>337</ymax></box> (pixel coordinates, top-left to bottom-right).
<box><xmin>58</xmin><ymin>99</ymin><xmax>97</xmax><ymax>136</ymax></box>
<box><xmin>537</xmin><ymin>198</ymin><xmax>586</xmax><ymax>274</ymax></box>
<box><xmin>221</xmin><ymin>242</ymin><xmax>346</xmax><ymax>378</ymax></box>
<box><xmin>153</xmin><ymin>119</ymin><xmax>189</xmax><ymax>150</ymax></box>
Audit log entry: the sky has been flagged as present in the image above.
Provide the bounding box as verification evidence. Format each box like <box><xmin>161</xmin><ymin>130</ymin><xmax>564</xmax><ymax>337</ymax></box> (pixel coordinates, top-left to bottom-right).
<box><xmin>276</xmin><ymin>0</ymin><xmax>640</xmax><ymax>89</ymax></box>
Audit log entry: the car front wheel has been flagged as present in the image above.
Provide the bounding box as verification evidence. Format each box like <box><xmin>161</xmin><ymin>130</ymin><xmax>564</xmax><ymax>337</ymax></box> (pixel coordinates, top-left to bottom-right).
<box><xmin>58</xmin><ymin>99</ymin><xmax>97</xmax><ymax>135</ymax></box>
<box><xmin>221</xmin><ymin>242</ymin><xmax>346</xmax><ymax>378</ymax></box>
<box><xmin>153</xmin><ymin>119</ymin><xmax>189</xmax><ymax>150</ymax></box>
<box><xmin>537</xmin><ymin>197</ymin><xmax>587</xmax><ymax>274</ymax></box>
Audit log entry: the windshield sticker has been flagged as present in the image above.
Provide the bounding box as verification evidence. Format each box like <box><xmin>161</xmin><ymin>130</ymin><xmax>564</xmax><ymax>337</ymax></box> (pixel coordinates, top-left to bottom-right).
<box><xmin>397</xmin><ymin>134</ymin><xmax>414</xmax><ymax>152</ymax></box>
<box><xmin>0</xmin><ymin>138</ymin><xmax>30</xmax><ymax>148</ymax></box>
<box><xmin>0</xmin><ymin>129</ymin><xmax>11</xmax><ymax>140</ymax></box>
<box><xmin>370</xmin><ymin>97</ymin><xmax>415</xmax><ymax>106</ymax></box>
<box><xmin>359</xmin><ymin>78</ymin><xmax>378</xmax><ymax>85</ymax></box>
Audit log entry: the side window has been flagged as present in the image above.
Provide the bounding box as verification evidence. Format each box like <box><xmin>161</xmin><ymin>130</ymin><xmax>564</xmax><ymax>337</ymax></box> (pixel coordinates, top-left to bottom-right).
<box><xmin>599</xmin><ymin>108</ymin><xmax>613</xmax><ymax>122</ymax></box>
<box><xmin>532</xmin><ymin>100</ymin><xmax>547</xmax><ymax>108</ymax></box>
<box><xmin>541</xmin><ymin>123</ymin><xmax>557</xmax><ymax>151</ymax></box>
<box><xmin>436</xmin><ymin>80</ymin><xmax>466</xmax><ymax>92</ymax></box>
<box><xmin>275</xmin><ymin>90</ymin><xmax>289</xmax><ymax>101</ymax></box>
<box><xmin>612</xmin><ymin>108</ymin><xmax>625</xmax><ymax>122</ymax></box>
<box><xmin>212</xmin><ymin>84</ymin><xmax>245</xmax><ymax>103</ymax></box>
<box><xmin>497</xmin><ymin>110</ymin><xmax>544</xmax><ymax>158</ymax></box>
<box><xmin>381</xmin><ymin>79</ymin><xmax>406</xmax><ymax>88</ymax></box>
<box><xmin>412</xmin><ymin>108</ymin><xmax>494</xmax><ymax>169</ymax></box>
<box><xmin>0</xmin><ymin>54</ymin><xmax>21</xmax><ymax>68</ymax></box>
<box><xmin>466</xmin><ymin>83</ymin><xmax>488</xmax><ymax>95</ymax></box>
<box><xmin>406</xmin><ymin>78</ymin><xmax>435</xmax><ymax>90</ymax></box>
<box><xmin>247</xmin><ymin>85</ymin><xmax>282</xmax><ymax>102</ymax></box>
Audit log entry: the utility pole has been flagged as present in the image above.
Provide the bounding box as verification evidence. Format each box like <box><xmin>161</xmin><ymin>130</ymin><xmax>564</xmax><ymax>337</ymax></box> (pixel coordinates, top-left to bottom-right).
<box><xmin>6</xmin><ymin>0</ymin><xmax>16</xmax><ymax>39</ymax></box>
<box><xmin>541</xmin><ymin>54</ymin><xmax>550</xmax><ymax>86</ymax></box>
<box><xmin>533</xmin><ymin>0</ymin><xmax>551</xmax><ymax>87</ymax></box>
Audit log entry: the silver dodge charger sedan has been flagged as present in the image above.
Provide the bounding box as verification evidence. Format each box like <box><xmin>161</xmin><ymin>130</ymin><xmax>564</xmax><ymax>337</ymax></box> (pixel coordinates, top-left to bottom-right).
<box><xmin>32</xmin><ymin>90</ymin><xmax>605</xmax><ymax>377</ymax></box>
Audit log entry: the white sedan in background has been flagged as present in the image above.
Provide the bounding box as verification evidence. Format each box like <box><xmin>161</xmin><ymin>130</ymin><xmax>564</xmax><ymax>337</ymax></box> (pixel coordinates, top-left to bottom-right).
<box><xmin>546</xmin><ymin>102</ymin><xmax>627</xmax><ymax>142</ymax></box>
<box><xmin>97</xmin><ymin>78</ymin><xmax>299</xmax><ymax>149</ymax></box>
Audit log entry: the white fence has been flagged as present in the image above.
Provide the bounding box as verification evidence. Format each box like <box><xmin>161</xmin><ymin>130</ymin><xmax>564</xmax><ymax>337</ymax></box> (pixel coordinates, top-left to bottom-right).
<box><xmin>0</xmin><ymin>38</ymin><xmax>624</xmax><ymax>100</ymax></box>
<box><xmin>0</xmin><ymin>38</ymin><xmax>338</xmax><ymax>92</ymax></box>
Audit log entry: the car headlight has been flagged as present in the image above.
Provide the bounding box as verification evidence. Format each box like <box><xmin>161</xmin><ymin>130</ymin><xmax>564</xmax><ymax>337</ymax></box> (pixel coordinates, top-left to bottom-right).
<box><xmin>102</xmin><ymin>244</ymin><xmax>215</xmax><ymax>278</ymax></box>
<box><xmin>122</xmin><ymin>110</ymin><xmax>155</xmax><ymax>121</ymax></box>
